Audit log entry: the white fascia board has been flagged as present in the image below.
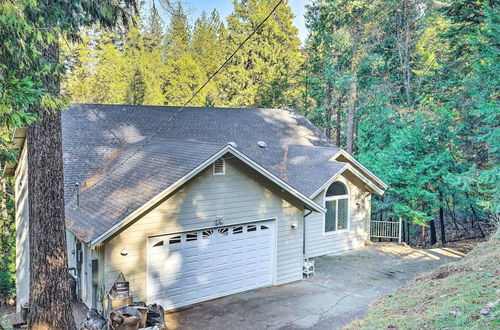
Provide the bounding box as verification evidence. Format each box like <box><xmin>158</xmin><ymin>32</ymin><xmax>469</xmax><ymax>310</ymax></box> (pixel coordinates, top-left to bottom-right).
<box><xmin>90</xmin><ymin>145</ymin><xmax>232</xmax><ymax>247</ymax></box>
<box><xmin>310</xmin><ymin>163</ymin><xmax>384</xmax><ymax>199</ymax></box>
<box><xmin>332</xmin><ymin>150</ymin><xmax>388</xmax><ymax>189</ymax></box>
<box><xmin>225</xmin><ymin>145</ymin><xmax>326</xmax><ymax>214</ymax></box>
<box><xmin>90</xmin><ymin>144</ymin><xmax>325</xmax><ymax>247</ymax></box>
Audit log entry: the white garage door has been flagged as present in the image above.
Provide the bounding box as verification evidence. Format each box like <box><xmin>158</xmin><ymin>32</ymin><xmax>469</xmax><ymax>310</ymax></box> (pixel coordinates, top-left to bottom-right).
<box><xmin>147</xmin><ymin>220</ymin><xmax>275</xmax><ymax>310</ymax></box>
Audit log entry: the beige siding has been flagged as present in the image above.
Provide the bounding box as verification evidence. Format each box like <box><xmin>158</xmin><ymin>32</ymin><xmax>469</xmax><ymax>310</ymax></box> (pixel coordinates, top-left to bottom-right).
<box><xmin>104</xmin><ymin>157</ymin><xmax>305</xmax><ymax>302</ymax></box>
<box><xmin>15</xmin><ymin>148</ymin><xmax>29</xmax><ymax>312</ymax></box>
<box><xmin>305</xmin><ymin>172</ymin><xmax>371</xmax><ymax>258</ymax></box>
<box><xmin>14</xmin><ymin>147</ymin><xmax>84</xmax><ymax>311</ymax></box>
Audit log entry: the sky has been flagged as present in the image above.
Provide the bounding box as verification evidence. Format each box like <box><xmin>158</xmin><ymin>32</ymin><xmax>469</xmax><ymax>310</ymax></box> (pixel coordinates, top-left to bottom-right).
<box><xmin>143</xmin><ymin>0</ymin><xmax>309</xmax><ymax>44</ymax></box>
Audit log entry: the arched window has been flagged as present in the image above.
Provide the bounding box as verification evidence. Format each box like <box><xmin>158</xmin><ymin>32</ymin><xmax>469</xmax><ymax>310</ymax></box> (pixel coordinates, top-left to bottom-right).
<box><xmin>324</xmin><ymin>181</ymin><xmax>349</xmax><ymax>233</ymax></box>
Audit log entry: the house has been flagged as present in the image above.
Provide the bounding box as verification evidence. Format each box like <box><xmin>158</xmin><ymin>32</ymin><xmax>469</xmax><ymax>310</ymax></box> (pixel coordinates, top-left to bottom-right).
<box><xmin>8</xmin><ymin>104</ymin><xmax>387</xmax><ymax>312</ymax></box>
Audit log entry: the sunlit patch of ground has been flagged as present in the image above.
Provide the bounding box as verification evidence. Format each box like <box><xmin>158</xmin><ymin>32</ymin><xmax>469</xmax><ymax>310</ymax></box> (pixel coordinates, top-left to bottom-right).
<box><xmin>347</xmin><ymin>235</ymin><xmax>499</xmax><ymax>329</ymax></box>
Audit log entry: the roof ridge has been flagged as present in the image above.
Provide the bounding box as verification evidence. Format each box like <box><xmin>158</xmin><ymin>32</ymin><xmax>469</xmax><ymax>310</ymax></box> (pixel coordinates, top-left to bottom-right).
<box><xmin>69</xmin><ymin>103</ymin><xmax>299</xmax><ymax>112</ymax></box>
<box><xmin>135</xmin><ymin>137</ymin><xmax>228</xmax><ymax>147</ymax></box>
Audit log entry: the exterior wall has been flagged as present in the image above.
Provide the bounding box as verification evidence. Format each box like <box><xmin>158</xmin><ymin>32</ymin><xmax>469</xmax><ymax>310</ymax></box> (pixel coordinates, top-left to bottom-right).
<box><xmin>14</xmin><ymin>147</ymin><xmax>89</xmax><ymax>311</ymax></box>
<box><xmin>15</xmin><ymin>148</ymin><xmax>29</xmax><ymax>312</ymax></box>
<box><xmin>91</xmin><ymin>244</ymin><xmax>106</xmax><ymax>311</ymax></box>
<box><xmin>305</xmin><ymin>172</ymin><xmax>372</xmax><ymax>258</ymax></box>
<box><xmin>76</xmin><ymin>242</ymin><xmax>92</xmax><ymax>307</ymax></box>
<box><xmin>65</xmin><ymin>231</ymin><xmax>93</xmax><ymax>306</ymax></box>
<box><xmin>104</xmin><ymin>157</ymin><xmax>305</xmax><ymax>302</ymax></box>
<box><xmin>67</xmin><ymin>230</ymin><xmax>77</xmax><ymax>273</ymax></box>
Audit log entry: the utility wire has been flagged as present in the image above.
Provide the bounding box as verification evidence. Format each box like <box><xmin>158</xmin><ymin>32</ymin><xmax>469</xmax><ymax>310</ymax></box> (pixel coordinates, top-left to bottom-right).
<box><xmin>86</xmin><ymin>0</ymin><xmax>284</xmax><ymax>190</ymax></box>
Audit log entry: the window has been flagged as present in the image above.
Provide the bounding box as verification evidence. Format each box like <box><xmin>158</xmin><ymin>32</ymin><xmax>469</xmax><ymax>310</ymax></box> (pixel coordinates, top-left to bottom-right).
<box><xmin>186</xmin><ymin>233</ymin><xmax>198</xmax><ymax>241</ymax></box>
<box><xmin>324</xmin><ymin>181</ymin><xmax>349</xmax><ymax>233</ymax></box>
<box><xmin>213</xmin><ymin>158</ymin><xmax>225</xmax><ymax>175</ymax></box>
<box><xmin>202</xmin><ymin>230</ymin><xmax>213</xmax><ymax>239</ymax></box>
<box><xmin>218</xmin><ymin>228</ymin><xmax>229</xmax><ymax>236</ymax></box>
<box><xmin>169</xmin><ymin>236</ymin><xmax>181</xmax><ymax>244</ymax></box>
<box><xmin>153</xmin><ymin>240</ymin><xmax>164</xmax><ymax>247</ymax></box>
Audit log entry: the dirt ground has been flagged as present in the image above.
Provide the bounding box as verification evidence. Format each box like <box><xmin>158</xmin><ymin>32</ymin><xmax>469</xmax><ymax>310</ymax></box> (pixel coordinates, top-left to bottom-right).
<box><xmin>0</xmin><ymin>242</ymin><xmax>470</xmax><ymax>330</ymax></box>
<box><xmin>0</xmin><ymin>301</ymin><xmax>88</xmax><ymax>329</ymax></box>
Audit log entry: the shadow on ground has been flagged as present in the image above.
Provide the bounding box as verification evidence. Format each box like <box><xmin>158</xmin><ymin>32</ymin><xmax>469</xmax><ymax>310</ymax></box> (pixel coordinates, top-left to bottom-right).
<box><xmin>164</xmin><ymin>243</ymin><xmax>465</xmax><ymax>330</ymax></box>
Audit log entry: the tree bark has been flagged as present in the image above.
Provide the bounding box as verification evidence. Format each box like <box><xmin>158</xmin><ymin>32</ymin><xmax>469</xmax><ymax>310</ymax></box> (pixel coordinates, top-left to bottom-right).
<box><xmin>429</xmin><ymin>219</ymin><xmax>437</xmax><ymax>245</ymax></box>
<box><xmin>346</xmin><ymin>70</ymin><xmax>357</xmax><ymax>154</ymax></box>
<box><xmin>420</xmin><ymin>225</ymin><xmax>426</xmax><ymax>247</ymax></box>
<box><xmin>325</xmin><ymin>107</ymin><xmax>333</xmax><ymax>139</ymax></box>
<box><xmin>439</xmin><ymin>192</ymin><xmax>446</xmax><ymax>245</ymax></box>
<box><xmin>27</xmin><ymin>43</ymin><xmax>75</xmax><ymax>329</ymax></box>
<box><xmin>396</xmin><ymin>0</ymin><xmax>414</xmax><ymax>108</ymax></box>
<box><xmin>324</xmin><ymin>85</ymin><xmax>334</xmax><ymax>139</ymax></box>
<box><xmin>336</xmin><ymin>106</ymin><xmax>341</xmax><ymax>147</ymax></box>
<box><xmin>401</xmin><ymin>220</ymin><xmax>405</xmax><ymax>243</ymax></box>
<box><xmin>407</xmin><ymin>220</ymin><xmax>410</xmax><ymax>245</ymax></box>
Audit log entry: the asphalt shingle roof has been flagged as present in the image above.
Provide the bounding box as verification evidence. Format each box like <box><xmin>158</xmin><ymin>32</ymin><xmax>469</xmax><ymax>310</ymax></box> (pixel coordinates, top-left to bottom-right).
<box><xmin>62</xmin><ymin>104</ymin><xmax>345</xmax><ymax>243</ymax></box>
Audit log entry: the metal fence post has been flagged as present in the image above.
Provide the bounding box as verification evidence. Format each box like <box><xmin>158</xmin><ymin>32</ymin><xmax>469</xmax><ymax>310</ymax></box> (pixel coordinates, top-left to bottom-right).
<box><xmin>398</xmin><ymin>217</ymin><xmax>402</xmax><ymax>243</ymax></box>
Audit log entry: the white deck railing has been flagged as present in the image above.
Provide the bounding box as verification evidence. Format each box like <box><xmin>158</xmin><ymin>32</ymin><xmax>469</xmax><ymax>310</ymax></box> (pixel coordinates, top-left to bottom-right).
<box><xmin>370</xmin><ymin>218</ymin><xmax>402</xmax><ymax>243</ymax></box>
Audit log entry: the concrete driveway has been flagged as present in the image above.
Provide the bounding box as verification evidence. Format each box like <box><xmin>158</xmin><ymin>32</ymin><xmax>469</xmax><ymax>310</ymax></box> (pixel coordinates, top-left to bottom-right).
<box><xmin>165</xmin><ymin>243</ymin><xmax>465</xmax><ymax>330</ymax></box>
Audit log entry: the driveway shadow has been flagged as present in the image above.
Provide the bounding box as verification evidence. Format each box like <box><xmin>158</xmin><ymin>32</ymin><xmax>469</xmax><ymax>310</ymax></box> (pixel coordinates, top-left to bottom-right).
<box><xmin>164</xmin><ymin>243</ymin><xmax>464</xmax><ymax>330</ymax></box>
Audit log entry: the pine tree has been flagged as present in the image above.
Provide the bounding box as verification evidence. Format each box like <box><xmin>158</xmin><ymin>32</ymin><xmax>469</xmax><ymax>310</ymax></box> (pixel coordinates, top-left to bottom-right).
<box><xmin>222</xmin><ymin>0</ymin><xmax>302</xmax><ymax>108</ymax></box>
<box><xmin>162</xmin><ymin>3</ymin><xmax>205</xmax><ymax>105</ymax></box>
<box><xmin>0</xmin><ymin>0</ymin><xmax>136</xmax><ymax>327</ymax></box>
<box><xmin>191</xmin><ymin>10</ymin><xmax>228</xmax><ymax>105</ymax></box>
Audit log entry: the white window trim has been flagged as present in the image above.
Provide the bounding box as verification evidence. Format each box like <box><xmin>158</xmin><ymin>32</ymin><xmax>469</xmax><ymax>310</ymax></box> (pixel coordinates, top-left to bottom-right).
<box><xmin>213</xmin><ymin>158</ymin><xmax>225</xmax><ymax>175</ymax></box>
<box><xmin>322</xmin><ymin>181</ymin><xmax>350</xmax><ymax>236</ymax></box>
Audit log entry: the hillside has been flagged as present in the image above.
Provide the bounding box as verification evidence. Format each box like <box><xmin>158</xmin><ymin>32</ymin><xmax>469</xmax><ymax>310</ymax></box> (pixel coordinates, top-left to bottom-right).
<box><xmin>347</xmin><ymin>233</ymin><xmax>500</xmax><ymax>329</ymax></box>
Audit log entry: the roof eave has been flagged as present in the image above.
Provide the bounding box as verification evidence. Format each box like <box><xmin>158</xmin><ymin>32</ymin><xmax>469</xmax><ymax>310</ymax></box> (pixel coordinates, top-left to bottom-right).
<box><xmin>3</xmin><ymin>127</ymin><xmax>27</xmax><ymax>177</ymax></box>
<box><xmin>332</xmin><ymin>150</ymin><xmax>388</xmax><ymax>189</ymax></box>
<box><xmin>89</xmin><ymin>144</ymin><xmax>325</xmax><ymax>247</ymax></box>
<box><xmin>310</xmin><ymin>163</ymin><xmax>385</xmax><ymax>199</ymax></box>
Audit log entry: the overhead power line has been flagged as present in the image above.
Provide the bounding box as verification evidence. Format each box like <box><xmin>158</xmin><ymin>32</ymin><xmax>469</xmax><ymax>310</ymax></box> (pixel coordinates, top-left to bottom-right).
<box><xmin>85</xmin><ymin>0</ymin><xmax>284</xmax><ymax>191</ymax></box>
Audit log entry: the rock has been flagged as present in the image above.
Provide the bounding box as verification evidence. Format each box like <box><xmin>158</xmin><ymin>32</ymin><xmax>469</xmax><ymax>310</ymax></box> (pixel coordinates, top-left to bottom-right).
<box><xmin>480</xmin><ymin>307</ymin><xmax>491</xmax><ymax>315</ymax></box>
<box><xmin>486</xmin><ymin>300</ymin><xmax>499</xmax><ymax>308</ymax></box>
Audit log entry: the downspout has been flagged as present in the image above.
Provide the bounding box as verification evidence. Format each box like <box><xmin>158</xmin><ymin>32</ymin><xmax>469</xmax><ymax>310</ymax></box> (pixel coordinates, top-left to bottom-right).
<box><xmin>303</xmin><ymin>208</ymin><xmax>313</xmax><ymax>256</ymax></box>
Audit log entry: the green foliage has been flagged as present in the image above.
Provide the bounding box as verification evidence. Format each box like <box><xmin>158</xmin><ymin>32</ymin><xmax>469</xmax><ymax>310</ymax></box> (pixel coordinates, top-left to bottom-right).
<box><xmin>0</xmin><ymin>178</ymin><xmax>15</xmax><ymax>296</ymax></box>
<box><xmin>0</xmin><ymin>0</ymin><xmax>137</xmax><ymax>296</ymax></box>
<box><xmin>303</xmin><ymin>0</ymin><xmax>499</xmax><ymax>230</ymax></box>
<box><xmin>63</xmin><ymin>0</ymin><xmax>303</xmax><ymax>109</ymax></box>
<box><xmin>222</xmin><ymin>0</ymin><xmax>302</xmax><ymax>108</ymax></box>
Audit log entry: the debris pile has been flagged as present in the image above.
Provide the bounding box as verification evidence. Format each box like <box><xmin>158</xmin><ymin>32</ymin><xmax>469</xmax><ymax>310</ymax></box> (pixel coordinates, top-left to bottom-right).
<box><xmin>80</xmin><ymin>303</ymin><xmax>165</xmax><ymax>330</ymax></box>
<box><xmin>82</xmin><ymin>275</ymin><xmax>165</xmax><ymax>330</ymax></box>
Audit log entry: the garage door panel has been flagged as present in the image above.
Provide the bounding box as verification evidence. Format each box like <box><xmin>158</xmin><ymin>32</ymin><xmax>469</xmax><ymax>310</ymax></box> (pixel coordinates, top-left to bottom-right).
<box><xmin>148</xmin><ymin>220</ymin><xmax>275</xmax><ymax>310</ymax></box>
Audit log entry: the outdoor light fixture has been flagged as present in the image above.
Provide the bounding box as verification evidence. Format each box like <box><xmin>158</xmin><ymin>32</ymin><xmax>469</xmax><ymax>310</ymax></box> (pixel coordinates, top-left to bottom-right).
<box><xmin>215</xmin><ymin>216</ymin><xmax>224</xmax><ymax>226</ymax></box>
<box><xmin>291</xmin><ymin>222</ymin><xmax>298</xmax><ymax>229</ymax></box>
<box><xmin>120</xmin><ymin>248</ymin><xmax>128</xmax><ymax>256</ymax></box>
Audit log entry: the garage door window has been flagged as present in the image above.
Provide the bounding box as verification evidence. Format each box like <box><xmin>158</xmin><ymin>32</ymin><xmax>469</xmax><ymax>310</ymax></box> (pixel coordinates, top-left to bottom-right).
<box><xmin>147</xmin><ymin>220</ymin><xmax>275</xmax><ymax>310</ymax></box>
<box><xmin>324</xmin><ymin>181</ymin><xmax>349</xmax><ymax>233</ymax></box>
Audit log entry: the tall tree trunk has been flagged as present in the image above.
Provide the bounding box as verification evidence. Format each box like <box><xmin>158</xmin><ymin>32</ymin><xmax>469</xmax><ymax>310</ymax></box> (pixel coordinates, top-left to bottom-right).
<box><xmin>324</xmin><ymin>85</ymin><xmax>334</xmax><ymax>139</ymax></box>
<box><xmin>439</xmin><ymin>191</ymin><xmax>446</xmax><ymax>245</ymax></box>
<box><xmin>27</xmin><ymin>43</ymin><xmax>75</xmax><ymax>329</ymax></box>
<box><xmin>397</xmin><ymin>0</ymin><xmax>414</xmax><ymax>108</ymax></box>
<box><xmin>420</xmin><ymin>225</ymin><xmax>426</xmax><ymax>247</ymax></box>
<box><xmin>346</xmin><ymin>70</ymin><xmax>357</xmax><ymax>154</ymax></box>
<box><xmin>407</xmin><ymin>220</ymin><xmax>410</xmax><ymax>245</ymax></box>
<box><xmin>429</xmin><ymin>219</ymin><xmax>437</xmax><ymax>245</ymax></box>
<box><xmin>336</xmin><ymin>107</ymin><xmax>341</xmax><ymax>147</ymax></box>
<box><xmin>325</xmin><ymin>107</ymin><xmax>333</xmax><ymax>139</ymax></box>
<box><xmin>401</xmin><ymin>220</ymin><xmax>404</xmax><ymax>243</ymax></box>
